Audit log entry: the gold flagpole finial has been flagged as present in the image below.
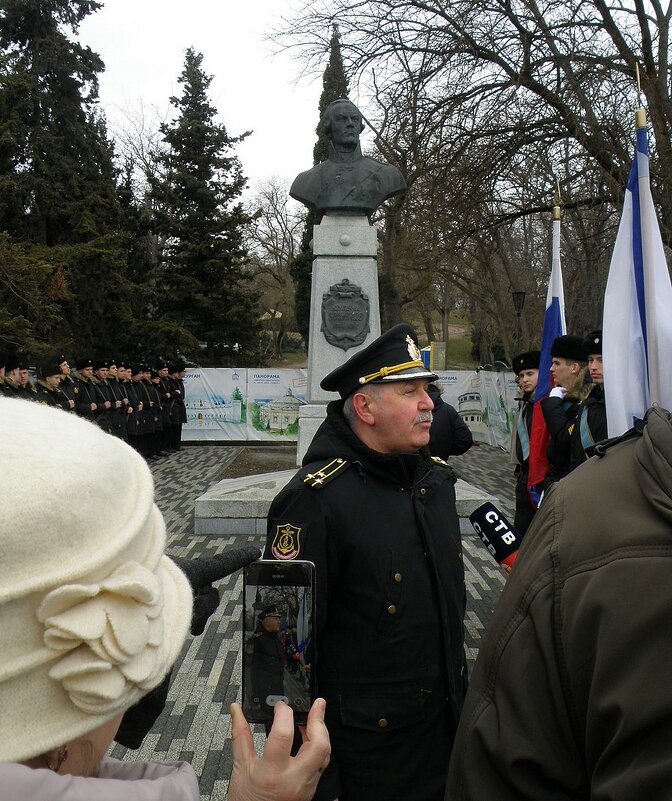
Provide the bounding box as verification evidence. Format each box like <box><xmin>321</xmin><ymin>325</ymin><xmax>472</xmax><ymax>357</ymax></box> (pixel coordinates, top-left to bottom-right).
<box><xmin>635</xmin><ymin>63</ymin><xmax>647</xmax><ymax>128</ymax></box>
<box><xmin>552</xmin><ymin>178</ymin><xmax>561</xmax><ymax>221</ymax></box>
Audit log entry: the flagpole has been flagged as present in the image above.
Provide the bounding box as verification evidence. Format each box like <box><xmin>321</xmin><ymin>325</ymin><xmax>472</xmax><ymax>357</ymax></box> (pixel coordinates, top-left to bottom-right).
<box><xmin>526</xmin><ymin>183</ymin><xmax>567</xmax><ymax>505</ymax></box>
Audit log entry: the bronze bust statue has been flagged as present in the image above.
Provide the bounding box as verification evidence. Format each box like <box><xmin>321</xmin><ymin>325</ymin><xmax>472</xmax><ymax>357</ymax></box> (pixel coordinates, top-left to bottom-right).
<box><xmin>290</xmin><ymin>99</ymin><xmax>407</xmax><ymax>217</ymax></box>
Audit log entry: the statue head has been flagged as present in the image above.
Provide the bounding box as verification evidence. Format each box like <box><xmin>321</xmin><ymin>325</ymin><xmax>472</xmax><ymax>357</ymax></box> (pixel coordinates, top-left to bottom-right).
<box><xmin>322</xmin><ymin>99</ymin><xmax>365</xmax><ymax>150</ymax></box>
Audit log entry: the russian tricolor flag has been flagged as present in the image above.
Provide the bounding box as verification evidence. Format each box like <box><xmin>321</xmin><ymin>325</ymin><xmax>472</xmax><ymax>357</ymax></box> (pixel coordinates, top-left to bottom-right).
<box><xmin>527</xmin><ymin>207</ymin><xmax>566</xmax><ymax>505</ymax></box>
<box><xmin>603</xmin><ymin>119</ymin><xmax>672</xmax><ymax>436</ymax></box>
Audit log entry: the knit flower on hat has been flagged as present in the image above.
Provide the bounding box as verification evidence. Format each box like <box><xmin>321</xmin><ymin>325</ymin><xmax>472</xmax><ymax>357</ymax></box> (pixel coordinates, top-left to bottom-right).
<box><xmin>37</xmin><ymin>561</ymin><xmax>166</xmax><ymax>715</ymax></box>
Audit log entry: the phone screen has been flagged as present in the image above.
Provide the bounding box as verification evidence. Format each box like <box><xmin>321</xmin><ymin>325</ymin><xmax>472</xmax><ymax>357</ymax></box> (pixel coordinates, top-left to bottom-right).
<box><xmin>242</xmin><ymin>559</ymin><xmax>315</xmax><ymax>724</ymax></box>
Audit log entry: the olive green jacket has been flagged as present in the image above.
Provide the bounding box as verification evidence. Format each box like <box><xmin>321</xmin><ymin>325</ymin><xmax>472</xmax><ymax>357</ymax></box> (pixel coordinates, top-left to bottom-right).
<box><xmin>447</xmin><ymin>406</ymin><xmax>672</xmax><ymax>801</ymax></box>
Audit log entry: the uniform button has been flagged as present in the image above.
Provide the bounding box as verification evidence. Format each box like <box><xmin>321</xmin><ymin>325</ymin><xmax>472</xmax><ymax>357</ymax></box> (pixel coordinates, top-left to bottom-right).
<box><xmin>387</xmin><ymin>604</ymin><xmax>397</xmax><ymax>615</ymax></box>
<box><xmin>378</xmin><ymin>718</ymin><xmax>388</xmax><ymax>728</ymax></box>
<box><xmin>420</xmin><ymin>488</ymin><xmax>426</xmax><ymax>495</ymax></box>
<box><xmin>394</xmin><ymin>572</ymin><xmax>402</xmax><ymax>582</ymax></box>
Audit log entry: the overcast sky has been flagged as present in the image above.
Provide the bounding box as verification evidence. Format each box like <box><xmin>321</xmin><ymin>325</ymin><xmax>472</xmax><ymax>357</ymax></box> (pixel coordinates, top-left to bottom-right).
<box><xmin>77</xmin><ymin>0</ymin><xmax>326</xmax><ymax>197</ymax></box>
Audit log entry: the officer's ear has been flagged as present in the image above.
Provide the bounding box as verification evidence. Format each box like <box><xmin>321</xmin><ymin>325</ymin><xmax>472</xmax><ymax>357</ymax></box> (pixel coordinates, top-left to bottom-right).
<box><xmin>351</xmin><ymin>390</ymin><xmax>376</xmax><ymax>427</ymax></box>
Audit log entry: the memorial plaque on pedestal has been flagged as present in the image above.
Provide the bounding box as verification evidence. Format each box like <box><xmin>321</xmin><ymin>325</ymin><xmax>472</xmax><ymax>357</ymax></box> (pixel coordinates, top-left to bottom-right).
<box><xmin>321</xmin><ymin>278</ymin><xmax>370</xmax><ymax>351</ymax></box>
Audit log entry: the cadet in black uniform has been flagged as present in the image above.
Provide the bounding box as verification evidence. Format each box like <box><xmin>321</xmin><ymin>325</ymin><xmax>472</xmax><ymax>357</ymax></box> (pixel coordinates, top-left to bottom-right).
<box><xmin>35</xmin><ymin>359</ymin><xmax>70</xmax><ymax>409</ymax></box>
<box><xmin>57</xmin><ymin>356</ymin><xmax>76</xmax><ymax>412</ymax></box>
<box><xmin>91</xmin><ymin>360</ymin><xmax>115</xmax><ymax>434</ymax></box>
<box><xmin>16</xmin><ymin>362</ymin><xmax>37</xmax><ymax>400</ymax></box>
<box><xmin>540</xmin><ymin>335</ymin><xmax>588</xmax><ymax>486</ymax></box>
<box><xmin>510</xmin><ymin>350</ymin><xmax>540</xmax><ymax>535</ymax></box>
<box><xmin>264</xmin><ymin>324</ymin><xmax>466</xmax><ymax>801</ymax></box>
<box><xmin>0</xmin><ymin>354</ymin><xmax>10</xmax><ymax>396</ymax></box>
<box><xmin>126</xmin><ymin>365</ymin><xmax>145</xmax><ymax>454</ymax></box>
<box><xmin>569</xmin><ymin>330</ymin><xmax>607</xmax><ymax>471</ymax></box>
<box><xmin>157</xmin><ymin>362</ymin><xmax>174</xmax><ymax>454</ymax></box>
<box><xmin>72</xmin><ymin>359</ymin><xmax>98</xmax><ymax>420</ymax></box>
<box><xmin>107</xmin><ymin>360</ymin><xmax>128</xmax><ymax>439</ymax></box>
<box><xmin>2</xmin><ymin>357</ymin><xmax>23</xmax><ymax>398</ymax></box>
<box><xmin>168</xmin><ymin>362</ymin><xmax>187</xmax><ymax>451</ymax></box>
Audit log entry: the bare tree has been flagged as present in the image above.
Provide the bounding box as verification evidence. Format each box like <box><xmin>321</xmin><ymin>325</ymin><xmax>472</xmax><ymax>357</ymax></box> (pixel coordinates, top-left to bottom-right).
<box><xmin>245</xmin><ymin>178</ymin><xmax>304</xmax><ymax>359</ymax></box>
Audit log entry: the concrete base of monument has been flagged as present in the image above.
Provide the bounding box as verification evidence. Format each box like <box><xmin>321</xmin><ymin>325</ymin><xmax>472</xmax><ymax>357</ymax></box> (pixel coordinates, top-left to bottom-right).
<box><xmin>194</xmin><ymin>470</ymin><xmax>497</xmax><ymax>538</ymax></box>
<box><xmin>296</xmin><ymin>403</ymin><xmax>327</xmax><ymax>466</ymax></box>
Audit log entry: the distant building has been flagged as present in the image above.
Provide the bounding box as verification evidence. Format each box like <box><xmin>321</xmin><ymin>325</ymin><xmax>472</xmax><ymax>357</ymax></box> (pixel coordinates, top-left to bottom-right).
<box><xmin>259</xmin><ymin>388</ymin><xmax>306</xmax><ymax>431</ymax></box>
<box><xmin>458</xmin><ymin>391</ymin><xmax>488</xmax><ymax>440</ymax></box>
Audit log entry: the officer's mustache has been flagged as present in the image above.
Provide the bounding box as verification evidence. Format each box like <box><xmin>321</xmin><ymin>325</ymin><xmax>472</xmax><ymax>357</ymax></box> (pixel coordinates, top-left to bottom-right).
<box><xmin>413</xmin><ymin>411</ymin><xmax>433</xmax><ymax>425</ymax></box>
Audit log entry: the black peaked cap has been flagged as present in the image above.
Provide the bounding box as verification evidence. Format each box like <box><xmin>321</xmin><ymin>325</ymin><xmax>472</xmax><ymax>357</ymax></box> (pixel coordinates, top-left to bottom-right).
<box><xmin>321</xmin><ymin>323</ymin><xmax>438</xmax><ymax>400</ymax></box>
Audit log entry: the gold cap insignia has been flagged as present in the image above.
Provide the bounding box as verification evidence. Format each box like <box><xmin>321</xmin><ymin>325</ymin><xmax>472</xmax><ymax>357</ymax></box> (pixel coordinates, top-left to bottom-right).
<box><xmin>406</xmin><ymin>334</ymin><xmax>421</xmax><ymax>362</ymax></box>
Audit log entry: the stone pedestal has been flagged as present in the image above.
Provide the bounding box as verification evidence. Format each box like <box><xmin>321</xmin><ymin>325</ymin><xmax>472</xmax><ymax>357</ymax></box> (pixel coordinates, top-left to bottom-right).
<box><xmin>297</xmin><ymin>215</ymin><xmax>380</xmax><ymax>464</ymax></box>
<box><xmin>194</xmin><ymin>471</ymin><xmax>497</xmax><ymax>540</ymax></box>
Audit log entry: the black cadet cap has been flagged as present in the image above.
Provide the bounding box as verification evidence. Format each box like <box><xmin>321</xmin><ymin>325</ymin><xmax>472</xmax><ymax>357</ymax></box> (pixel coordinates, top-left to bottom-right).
<box><xmin>320</xmin><ymin>323</ymin><xmax>438</xmax><ymax>400</ymax></box>
<box><xmin>76</xmin><ymin>358</ymin><xmax>93</xmax><ymax>370</ymax></box>
<box><xmin>93</xmin><ymin>359</ymin><xmax>109</xmax><ymax>371</ymax></box>
<box><xmin>512</xmin><ymin>350</ymin><xmax>541</xmax><ymax>374</ymax></box>
<box><xmin>39</xmin><ymin>358</ymin><xmax>63</xmax><ymax>379</ymax></box>
<box><xmin>583</xmin><ymin>330</ymin><xmax>602</xmax><ymax>355</ymax></box>
<box><xmin>5</xmin><ymin>356</ymin><xmax>20</xmax><ymax>372</ymax></box>
<box><xmin>550</xmin><ymin>335</ymin><xmax>587</xmax><ymax>362</ymax></box>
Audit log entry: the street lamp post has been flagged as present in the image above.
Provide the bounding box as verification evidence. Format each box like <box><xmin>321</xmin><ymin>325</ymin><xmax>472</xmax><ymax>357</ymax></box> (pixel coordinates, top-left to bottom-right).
<box><xmin>511</xmin><ymin>290</ymin><xmax>526</xmax><ymax>347</ymax></box>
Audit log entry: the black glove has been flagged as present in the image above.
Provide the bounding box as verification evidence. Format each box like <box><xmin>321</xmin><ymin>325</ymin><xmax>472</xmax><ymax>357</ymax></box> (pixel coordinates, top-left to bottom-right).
<box><xmin>115</xmin><ymin>672</ymin><xmax>172</xmax><ymax>749</ymax></box>
<box><xmin>171</xmin><ymin>546</ymin><xmax>260</xmax><ymax>635</ymax></box>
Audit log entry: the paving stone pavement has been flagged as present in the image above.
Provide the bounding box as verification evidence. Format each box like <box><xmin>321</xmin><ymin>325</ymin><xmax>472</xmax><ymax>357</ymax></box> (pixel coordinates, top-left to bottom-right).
<box><xmin>109</xmin><ymin>441</ymin><xmax>517</xmax><ymax>800</ymax></box>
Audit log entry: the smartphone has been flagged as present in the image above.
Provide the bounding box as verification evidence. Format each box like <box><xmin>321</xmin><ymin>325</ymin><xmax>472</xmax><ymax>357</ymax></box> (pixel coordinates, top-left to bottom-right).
<box><xmin>242</xmin><ymin>559</ymin><xmax>316</xmax><ymax>724</ymax></box>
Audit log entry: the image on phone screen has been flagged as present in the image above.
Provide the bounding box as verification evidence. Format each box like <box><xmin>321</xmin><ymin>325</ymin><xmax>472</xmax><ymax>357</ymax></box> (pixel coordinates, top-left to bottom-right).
<box><xmin>242</xmin><ymin>560</ymin><xmax>315</xmax><ymax>724</ymax></box>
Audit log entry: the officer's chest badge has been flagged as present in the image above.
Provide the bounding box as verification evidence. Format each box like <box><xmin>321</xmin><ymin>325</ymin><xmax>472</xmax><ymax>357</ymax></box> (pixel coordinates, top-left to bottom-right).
<box><xmin>271</xmin><ymin>523</ymin><xmax>301</xmax><ymax>560</ymax></box>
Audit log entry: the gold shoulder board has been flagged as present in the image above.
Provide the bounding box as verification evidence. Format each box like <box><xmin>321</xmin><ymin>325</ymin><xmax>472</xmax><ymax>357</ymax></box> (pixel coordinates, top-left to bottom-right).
<box><xmin>303</xmin><ymin>458</ymin><xmax>351</xmax><ymax>489</ymax></box>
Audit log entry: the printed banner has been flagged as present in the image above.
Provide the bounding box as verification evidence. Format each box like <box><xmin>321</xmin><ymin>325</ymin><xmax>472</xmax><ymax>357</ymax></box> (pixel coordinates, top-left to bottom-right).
<box><xmin>434</xmin><ymin>370</ymin><xmax>518</xmax><ymax>449</ymax></box>
<box><xmin>246</xmin><ymin>369</ymin><xmax>308</xmax><ymax>441</ymax></box>
<box><xmin>181</xmin><ymin>367</ymin><xmax>517</xmax><ymax>446</ymax></box>
<box><xmin>182</xmin><ymin>368</ymin><xmax>248</xmax><ymax>442</ymax></box>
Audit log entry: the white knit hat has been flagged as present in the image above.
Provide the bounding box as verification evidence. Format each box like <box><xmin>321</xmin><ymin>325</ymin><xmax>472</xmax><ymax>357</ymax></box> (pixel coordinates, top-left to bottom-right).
<box><xmin>0</xmin><ymin>398</ymin><xmax>193</xmax><ymax>762</ymax></box>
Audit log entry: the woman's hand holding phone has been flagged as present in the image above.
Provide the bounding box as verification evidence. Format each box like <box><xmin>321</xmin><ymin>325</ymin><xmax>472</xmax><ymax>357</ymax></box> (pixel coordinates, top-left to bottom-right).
<box><xmin>228</xmin><ymin>698</ymin><xmax>330</xmax><ymax>801</ymax></box>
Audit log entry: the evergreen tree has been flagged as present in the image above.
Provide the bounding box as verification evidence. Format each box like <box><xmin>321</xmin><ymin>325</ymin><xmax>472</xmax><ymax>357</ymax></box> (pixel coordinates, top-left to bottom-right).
<box><xmin>0</xmin><ymin>0</ymin><xmax>136</xmax><ymax>357</ymax></box>
<box><xmin>150</xmin><ymin>48</ymin><xmax>259</xmax><ymax>366</ymax></box>
<box><xmin>291</xmin><ymin>25</ymin><xmax>348</xmax><ymax>346</ymax></box>
<box><xmin>0</xmin><ymin>0</ymin><xmax>119</xmax><ymax>245</ymax></box>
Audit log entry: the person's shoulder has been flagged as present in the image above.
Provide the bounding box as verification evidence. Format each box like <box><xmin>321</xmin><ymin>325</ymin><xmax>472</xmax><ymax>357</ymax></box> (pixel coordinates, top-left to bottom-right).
<box><xmin>299</xmin><ymin>457</ymin><xmax>352</xmax><ymax>489</ymax></box>
<box><xmin>429</xmin><ymin>454</ymin><xmax>458</xmax><ymax>483</ymax></box>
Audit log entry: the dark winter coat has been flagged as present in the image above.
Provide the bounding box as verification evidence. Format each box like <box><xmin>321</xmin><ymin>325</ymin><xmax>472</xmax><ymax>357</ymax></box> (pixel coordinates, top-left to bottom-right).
<box><xmin>540</xmin><ymin>391</ymin><xmax>582</xmax><ymax>483</ymax></box>
<box><xmin>447</xmin><ymin>407</ymin><xmax>672</xmax><ymax>801</ymax></box>
<box><xmin>34</xmin><ymin>380</ymin><xmax>70</xmax><ymax>410</ymax></box>
<box><xmin>511</xmin><ymin>391</ymin><xmax>536</xmax><ymax>535</ymax></box>
<box><xmin>428</xmin><ymin>386</ymin><xmax>473</xmax><ymax>459</ymax></box>
<box><xmin>169</xmin><ymin>376</ymin><xmax>187</xmax><ymax>424</ymax></box>
<box><xmin>72</xmin><ymin>373</ymin><xmax>98</xmax><ymax>418</ymax></box>
<box><xmin>264</xmin><ymin>400</ymin><xmax>466</xmax><ymax>801</ymax></box>
<box><xmin>58</xmin><ymin>375</ymin><xmax>76</xmax><ymax>410</ymax></box>
<box><xmin>569</xmin><ymin>383</ymin><xmax>607</xmax><ymax>470</ymax></box>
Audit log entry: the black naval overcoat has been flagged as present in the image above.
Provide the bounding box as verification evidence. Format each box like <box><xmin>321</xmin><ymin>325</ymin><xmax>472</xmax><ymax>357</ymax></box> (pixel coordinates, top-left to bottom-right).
<box><xmin>246</xmin><ymin>627</ymin><xmax>285</xmax><ymax>716</ymax></box>
<box><xmin>72</xmin><ymin>374</ymin><xmax>97</xmax><ymax>419</ymax></box>
<box><xmin>264</xmin><ymin>400</ymin><xmax>466</xmax><ymax>801</ymax></box>
<box><xmin>34</xmin><ymin>380</ymin><xmax>69</xmax><ymax>410</ymax></box>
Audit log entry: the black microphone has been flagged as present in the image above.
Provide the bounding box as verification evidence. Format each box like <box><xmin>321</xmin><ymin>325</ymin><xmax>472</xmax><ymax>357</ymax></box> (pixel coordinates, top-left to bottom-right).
<box><xmin>468</xmin><ymin>502</ymin><xmax>521</xmax><ymax>572</ymax></box>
